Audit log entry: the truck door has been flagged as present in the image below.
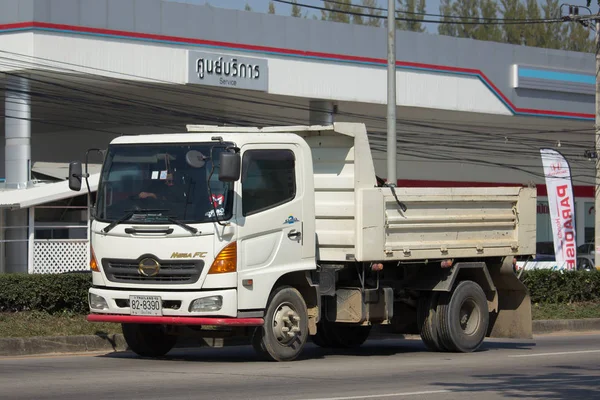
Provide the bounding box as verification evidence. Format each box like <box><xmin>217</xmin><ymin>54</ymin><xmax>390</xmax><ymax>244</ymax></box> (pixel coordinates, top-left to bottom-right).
<box><xmin>236</xmin><ymin>144</ymin><xmax>307</xmax><ymax>311</ymax></box>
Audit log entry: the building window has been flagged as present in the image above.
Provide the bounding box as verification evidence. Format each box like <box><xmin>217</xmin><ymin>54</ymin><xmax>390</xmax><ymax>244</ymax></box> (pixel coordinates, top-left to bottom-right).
<box><xmin>241</xmin><ymin>149</ymin><xmax>296</xmax><ymax>216</ymax></box>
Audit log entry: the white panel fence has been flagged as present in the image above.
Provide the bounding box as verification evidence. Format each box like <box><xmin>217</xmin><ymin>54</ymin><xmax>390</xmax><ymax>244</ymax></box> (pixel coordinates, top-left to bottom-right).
<box><xmin>1</xmin><ymin>205</ymin><xmax>90</xmax><ymax>274</ymax></box>
<box><xmin>32</xmin><ymin>240</ymin><xmax>89</xmax><ymax>274</ymax></box>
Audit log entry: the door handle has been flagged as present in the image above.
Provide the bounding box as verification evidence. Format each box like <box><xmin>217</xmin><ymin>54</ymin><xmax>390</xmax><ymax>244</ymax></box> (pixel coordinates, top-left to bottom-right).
<box><xmin>288</xmin><ymin>230</ymin><xmax>302</xmax><ymax>240</ymax></box>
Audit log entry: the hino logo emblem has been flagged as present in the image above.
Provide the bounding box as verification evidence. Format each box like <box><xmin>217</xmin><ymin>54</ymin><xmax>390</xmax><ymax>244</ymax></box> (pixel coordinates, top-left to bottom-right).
<box><xmin>138</xmin><ymin>258</ymin><xmax>161</xmax><ymax>277</ymax></box>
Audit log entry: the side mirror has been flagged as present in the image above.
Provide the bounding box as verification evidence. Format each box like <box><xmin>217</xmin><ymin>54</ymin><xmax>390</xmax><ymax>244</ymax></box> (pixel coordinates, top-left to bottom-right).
<box><xmin>218</xmin><ymin>152</ymin><xmax>241</xmax><ymax>182</ymax></box>
<box><xmin>68</xmin><ymin>161</ymin><xmax>83</xmax><ymax>191</ymax></box>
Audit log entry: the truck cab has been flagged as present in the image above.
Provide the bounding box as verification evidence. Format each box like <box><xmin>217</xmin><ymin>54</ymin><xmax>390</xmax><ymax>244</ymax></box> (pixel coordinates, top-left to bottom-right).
<box><xmin>70</xmin><ymin>128</ymin><xmax>320</xmax><ymax>361</ymax></box>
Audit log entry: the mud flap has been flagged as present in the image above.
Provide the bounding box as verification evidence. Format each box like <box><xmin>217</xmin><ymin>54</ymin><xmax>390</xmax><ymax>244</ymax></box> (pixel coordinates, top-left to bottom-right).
<box><xmin>486</xmin><ymin>256</ymin><xmax>533</xmax><ymax>339</ymax></box>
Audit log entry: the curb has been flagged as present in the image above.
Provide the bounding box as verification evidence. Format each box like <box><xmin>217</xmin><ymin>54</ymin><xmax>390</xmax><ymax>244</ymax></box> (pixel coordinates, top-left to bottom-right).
<box><xmin>1</xmin><ymin>319</ymin><xmax>599</xmax><ymax>357</ymax></box>
<box><xmin>0</xmin><ymin>334</ymin><xmax>127</xmax><ymax>357</ymax></box>
<box><xmin>532</xmin><ymin>318</ymin><xmax>600</xmax><ymax>334</ymax></box>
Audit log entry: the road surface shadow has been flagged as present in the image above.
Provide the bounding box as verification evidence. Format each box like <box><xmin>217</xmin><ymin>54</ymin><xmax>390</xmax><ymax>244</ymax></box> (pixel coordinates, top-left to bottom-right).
<box><xmin>98</xmin><ymin>337</ymin><xmax>535</xmax><ymax>363</ymax></box>
<box><xmin>100</xmin><ymin>340</ymin><xmax>425</xmax><ymax>363</ymax></box>
<box><xmin>431</xmin><ymin>365</ymin><xmax>600</xmax><ymax>398</ymax></box>
<box><xmin>478</xmin><ymin>340</ymin><xmax>537</xmax><ymax>351</ymax></box>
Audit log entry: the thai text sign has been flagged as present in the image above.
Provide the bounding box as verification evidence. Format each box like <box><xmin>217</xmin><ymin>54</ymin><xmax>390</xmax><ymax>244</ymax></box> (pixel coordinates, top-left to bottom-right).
<box><xmin>186</xmin><ymin>51</ymin><xmax>268</xmax><ymax>91</ymax></box>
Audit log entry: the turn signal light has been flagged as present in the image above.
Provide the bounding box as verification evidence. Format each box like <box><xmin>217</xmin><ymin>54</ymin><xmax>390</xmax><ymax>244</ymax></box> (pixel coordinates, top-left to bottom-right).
<box><xmin>90</xmin><ymin>246</ymin><xmax>100</xmax><ymax>272</ymax></box>
<box><xmin>209</xmin><ymin>242</ymin><xmax>237</xmax><ymax>274</ymax></box>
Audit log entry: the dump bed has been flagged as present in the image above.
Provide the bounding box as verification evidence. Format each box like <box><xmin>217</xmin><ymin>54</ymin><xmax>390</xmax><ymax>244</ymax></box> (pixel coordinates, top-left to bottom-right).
<box><xmin>297</xmin><ymin>123</ymin><xmax>536</xmax><ymax>263</ymax></box>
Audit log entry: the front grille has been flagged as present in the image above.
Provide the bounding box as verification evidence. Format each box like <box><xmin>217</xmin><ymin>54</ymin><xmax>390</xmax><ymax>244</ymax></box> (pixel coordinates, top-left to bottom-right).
<box><xmin>102</xmin><ymin>257</ymin><xmax>204</xmax><ymax>284</ymax></box>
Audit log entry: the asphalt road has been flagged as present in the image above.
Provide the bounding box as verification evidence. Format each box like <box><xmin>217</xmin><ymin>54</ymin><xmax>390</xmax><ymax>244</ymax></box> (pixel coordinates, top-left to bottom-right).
<box><xmin>1</xmin><ymin>333</ymin><xmax>599</xmax><ymax>400</ymax></box>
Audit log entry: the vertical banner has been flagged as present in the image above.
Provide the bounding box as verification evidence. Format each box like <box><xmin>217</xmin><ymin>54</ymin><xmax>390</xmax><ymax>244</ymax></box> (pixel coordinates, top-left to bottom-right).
<box><xmin>540</xmin><ymin>149</ymin><xmax>576</xmax><ymax>270</ymax></box>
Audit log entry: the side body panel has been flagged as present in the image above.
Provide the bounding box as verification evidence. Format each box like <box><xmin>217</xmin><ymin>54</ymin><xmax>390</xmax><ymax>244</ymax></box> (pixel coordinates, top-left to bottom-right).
<box><xmin>354</xmin><ymin>186</ymin><xmax>536</xmax><ymax>261</ymax></box>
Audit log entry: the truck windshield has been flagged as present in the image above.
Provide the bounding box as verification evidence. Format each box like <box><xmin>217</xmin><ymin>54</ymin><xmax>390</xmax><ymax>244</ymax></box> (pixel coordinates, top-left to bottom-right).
<box><xmin>95</xmin><ymin>143</ymin><xmax>233</xmax><ymax>224</ymax></box>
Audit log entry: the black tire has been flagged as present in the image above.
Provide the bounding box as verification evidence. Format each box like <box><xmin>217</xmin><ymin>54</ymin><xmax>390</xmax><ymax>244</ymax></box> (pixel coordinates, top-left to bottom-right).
<box><xmin>310</xmin><ymin>320</ymin><xmax>334</xmax><ymax>348</ymax></box>
<box><xmin>252</xmin><ymin>286</ymin><xmax>308</xmax><ymax>362</ymax></box>
<box><xmin>435</xmin><ymin>292</ymin><xmax>453</xmax><ymax>352</ymax></box>
<box><xmin>311</xmin><ymin>317</ymin><xmax>371</xmax><ymax>349</ymax></box>
<box><xmin>326</xmin><ymin>322</ymin><xmax>371</xmax><ymax>348</ymax></box>
<box><xmin>121</xmin><ymin>323</ymin><xmax>177</xmax><ymax>357</ymax></box>
<box><xmin>418</xmin><ymin>292</ymin><xmax>445</xmax><ymax>351</ymax></box>
<box><xmin>437</xmin><ymin>280</ymin><xmax>489</xmax><ymax>353</ymax></box>
<box><xmin>310</xmin><ymin>298</ymin><xmax>337</xmax><ymax>348</ymax></box>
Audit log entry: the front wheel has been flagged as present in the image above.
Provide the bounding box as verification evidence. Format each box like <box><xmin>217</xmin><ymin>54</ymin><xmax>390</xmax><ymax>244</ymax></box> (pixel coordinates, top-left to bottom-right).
<box><xmin>252</xmin><ymin>286</ymin><xmax>308</xmax><ymax>361</ymax></box>
<box><xmin>121</xmin><ymin>323</ymin><xmax>177</xmax><ymax>357</ymax></box>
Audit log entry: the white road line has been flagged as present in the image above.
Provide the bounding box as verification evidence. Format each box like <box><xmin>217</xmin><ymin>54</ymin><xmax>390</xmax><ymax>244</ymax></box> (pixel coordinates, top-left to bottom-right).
<box><xmin>509</xmin><ymin>349</ymin><xmax>600</xmax><ymax>358</ymax></box>
<box><xmin>305</xmin><ymin>390</ymin><xmax>450</xmax><ymax>400</ymax></box>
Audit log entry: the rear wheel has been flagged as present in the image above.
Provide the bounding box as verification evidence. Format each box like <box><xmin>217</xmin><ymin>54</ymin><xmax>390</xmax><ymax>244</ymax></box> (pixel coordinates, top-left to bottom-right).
<box><xmin>418</xmin><ymin>292</ymin><xmax>446</xmax><ymax>351</ymax></box>
<box><xmin>252</xmin><ymin>286</ymin><xmax>308</xmax><ymax>361</ymax></box>
<box><xmin>121</xmin><ymin>323</ymin><xmax>177</xmax><ymax>357</ymax></box>
<box><xmin>437</xmin><ymin>280</ymin><xmax>489</xmax><ymax>353</ymax></box>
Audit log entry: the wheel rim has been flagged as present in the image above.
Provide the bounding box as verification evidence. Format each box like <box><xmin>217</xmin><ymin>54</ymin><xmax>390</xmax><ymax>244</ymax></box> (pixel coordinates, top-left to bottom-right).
<box><xmin>459</xmin><ymin>296</ymin><xmax>480</xmax><ymax>336</ymax></box>
<box><xmin>272</xmin><ymin>301</ymin><xmax>302</xmax><ymax>345</ymax></box>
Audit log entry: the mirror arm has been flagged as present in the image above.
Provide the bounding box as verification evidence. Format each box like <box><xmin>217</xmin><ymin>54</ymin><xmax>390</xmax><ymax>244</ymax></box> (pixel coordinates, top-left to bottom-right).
<box><xmin>84</xmin><ymin>148</ymin><xmax>104</xmax><ymax>196</ymax></box>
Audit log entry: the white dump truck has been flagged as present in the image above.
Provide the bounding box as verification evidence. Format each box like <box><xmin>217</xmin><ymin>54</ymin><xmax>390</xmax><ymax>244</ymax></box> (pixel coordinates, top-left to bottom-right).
<box><xmin>68</xmin><ymin>122</ymin><xmax>536</xmax><ymax>361</ymax></box>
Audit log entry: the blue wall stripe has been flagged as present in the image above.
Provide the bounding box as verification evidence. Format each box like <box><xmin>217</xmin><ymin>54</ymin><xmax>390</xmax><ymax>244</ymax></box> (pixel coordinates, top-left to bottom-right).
<box><xmin>519</xmin><ymin>68</ymin><xmax>594</xmax><ymax>85</ymax></box>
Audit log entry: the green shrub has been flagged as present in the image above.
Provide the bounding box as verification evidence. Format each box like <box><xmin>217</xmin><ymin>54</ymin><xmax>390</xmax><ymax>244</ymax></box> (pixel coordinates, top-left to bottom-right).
<box><xmin>520</xmin><ymin>269</ymin><xmax>600</xmax><ymax>304</ymax></box>
<box><xmin>1</xmin><ymin>269</ymin><xmax>599</xmax><ymax>314</ymax></box>
<box><xmin>0</xmin><ymin>273</ymin><xmax>92</xmax><ymax>314</ymax></box>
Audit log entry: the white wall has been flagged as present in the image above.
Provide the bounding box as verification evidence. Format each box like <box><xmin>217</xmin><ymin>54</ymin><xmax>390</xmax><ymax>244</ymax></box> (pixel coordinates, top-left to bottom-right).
<box><xmin>0</xmin><ymin>32</ymin><xmax>33</xmax><ymax>72</ymax></box>
<box><xmin>31</xmin><ymin>32</ymin><xmax>511</xmax><ymax>116</ymax></box>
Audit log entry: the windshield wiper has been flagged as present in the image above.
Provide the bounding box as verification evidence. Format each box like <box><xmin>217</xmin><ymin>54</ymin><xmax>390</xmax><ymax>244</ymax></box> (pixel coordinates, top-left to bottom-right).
<box><xmin>102</xmin><ymin>209</ymin><xmax>169</xmax><ymax>233</ymax></box>
<box><xmin>165</xmin><ymin>216</ymin><xmax>198</xmax><ymax>234</ymax></box>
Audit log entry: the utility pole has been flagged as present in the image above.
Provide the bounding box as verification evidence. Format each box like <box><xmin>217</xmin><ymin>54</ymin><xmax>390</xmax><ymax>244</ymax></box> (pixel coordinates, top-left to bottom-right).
<box><xmin>595</xmin><ymin>17</ymin><xmax>600</xmax><ymax>268</ymax></box>
<box><xmin>563</xmin><ymin>5</ymin><xmax>598</xmax><ymax>266</ymax></box>
<box><xmin>387</xmin><ymin>0</ymin><xmax>397</xmax><ymax>186</ymax></box>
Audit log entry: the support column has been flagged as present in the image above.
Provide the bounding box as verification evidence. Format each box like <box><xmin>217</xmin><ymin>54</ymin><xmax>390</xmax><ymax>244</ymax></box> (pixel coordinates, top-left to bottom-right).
<box><xmin>309</xmin><ymin>100</ymin><xmax>335</xmax><ymax>126</ymax></box>
<box><xmin>0</xmin><ymin>209</ymin><xmax>4</xmax><ymax>274</ymax></box>
<box><xmin>4</xmin><ymin>75</ymin><xmax>31</xmax><ymax>273</ymax></box>
<box><xmin>575</xmin><ymin>199</ymin><xmax>586</xmax><ymax>247</ymax></box>
<box><xmin>28</xmin><ymin>207</ymin><xmax>34</xmax><ymax>274</ymax></box>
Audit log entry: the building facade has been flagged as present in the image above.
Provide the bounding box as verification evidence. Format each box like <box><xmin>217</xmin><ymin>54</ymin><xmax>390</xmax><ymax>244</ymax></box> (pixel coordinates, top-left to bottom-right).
<box><xmin>0</xmin><ymin>0</ymin><xmax>596</xmax><ymax>272</ymax></box>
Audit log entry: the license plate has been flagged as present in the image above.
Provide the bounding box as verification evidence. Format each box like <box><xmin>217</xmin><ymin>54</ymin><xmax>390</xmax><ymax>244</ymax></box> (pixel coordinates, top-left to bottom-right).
<box><xmin>129</xmin><ymin>295</ymin><xmax>162</xmax><ymax>316</ymax></box>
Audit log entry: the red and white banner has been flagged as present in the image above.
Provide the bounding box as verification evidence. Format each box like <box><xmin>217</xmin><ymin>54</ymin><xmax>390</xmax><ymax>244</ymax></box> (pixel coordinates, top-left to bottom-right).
<box><xmin>540</xmin><ymin>149</ymin><xmax>576</xmax><ymax>270</ymax></box>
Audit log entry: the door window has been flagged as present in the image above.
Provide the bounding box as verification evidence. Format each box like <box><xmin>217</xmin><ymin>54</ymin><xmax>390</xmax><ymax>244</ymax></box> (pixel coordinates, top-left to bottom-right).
<box><xmin>241</xmin><ymin>149</ymin><xmax>296</xmax><ymax>216</ymax></box>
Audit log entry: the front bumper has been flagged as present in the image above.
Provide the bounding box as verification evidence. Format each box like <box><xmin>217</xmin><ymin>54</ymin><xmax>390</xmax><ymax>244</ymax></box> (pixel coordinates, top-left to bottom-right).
<box><xmin>89</xmin><ymin>287</ymin><xmax>239</xmax><ymax>318</ymax></box>
<box><xmin>87</xmin><ymin>314</ymin><xmax>264</xmax><ymax>326</ymax></box>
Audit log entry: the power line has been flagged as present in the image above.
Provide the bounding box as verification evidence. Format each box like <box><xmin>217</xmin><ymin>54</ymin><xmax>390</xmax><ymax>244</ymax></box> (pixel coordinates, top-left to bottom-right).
<box><xmin>0</xmin><ymin>50</ymin><xmax>594</xmax><ymax>184</ymax></box>
<box><xmin>273</xmin><ymin>0</ymin><xmax>565</xmax><ymax>24</ymax></box>
<box><xmin>320</xmin><ymin>0</ymin><xmax>556</xmax><ymax>22</ymax></box>
<box><xmin>1</xmin><ymin>48</ymin><xmax>591</xmax><ymax>141</ymax></box>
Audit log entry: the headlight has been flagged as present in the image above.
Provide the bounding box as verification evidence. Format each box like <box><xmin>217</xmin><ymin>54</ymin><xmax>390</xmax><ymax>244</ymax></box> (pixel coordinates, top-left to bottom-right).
<box><xmin>89</xmin><ymin>293</ymin><xmax>109</xmax><ymax>310</ymax></box>
<box><xmin>189</xmin><ymin>296</ymin><xmax>223</xmax><ymax>312</ymax></box>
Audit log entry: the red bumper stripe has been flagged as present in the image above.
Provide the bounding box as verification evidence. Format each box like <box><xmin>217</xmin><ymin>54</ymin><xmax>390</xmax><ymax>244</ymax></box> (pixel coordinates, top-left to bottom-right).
<box><xmin>87</xmin><ymin>314</ymin><xmax>264</xmax><ymax>326</ymax></box>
